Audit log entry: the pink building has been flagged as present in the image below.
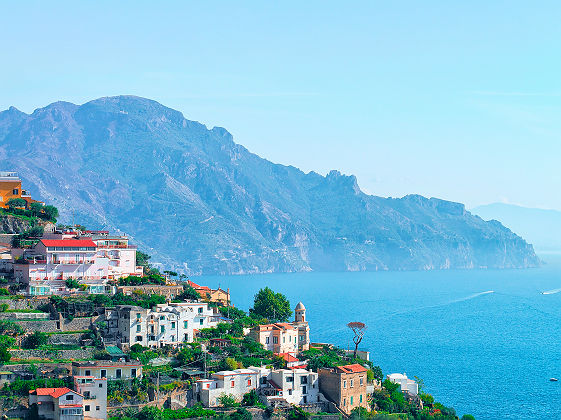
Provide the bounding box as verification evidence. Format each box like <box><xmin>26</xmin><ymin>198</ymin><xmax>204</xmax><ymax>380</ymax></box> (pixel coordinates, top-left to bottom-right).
<box><xmin>14</xmin><ymin>232</ymin><xmax>142</xmax><ymax>296</ymax></box>
<box><xmin>28</xmin><ymin>387</ymin><xmax>84</xmax><ymax>419</ymax></box>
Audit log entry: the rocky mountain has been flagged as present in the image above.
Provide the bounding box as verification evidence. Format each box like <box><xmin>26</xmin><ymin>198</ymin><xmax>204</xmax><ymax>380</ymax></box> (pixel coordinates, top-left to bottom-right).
<box><xmin>0</xmin><ymin>96</ymin><xmax>540</xmax><ymax>274</ymax></box>
<box><xmin>473</xmin><ymin>203</ymin><xmax>561</xmax><ymax>252</ymax></box>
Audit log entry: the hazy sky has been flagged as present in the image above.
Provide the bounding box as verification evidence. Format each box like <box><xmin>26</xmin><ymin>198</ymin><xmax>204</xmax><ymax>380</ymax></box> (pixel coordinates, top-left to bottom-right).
<box><xmin>1</xmin><ymin>1</ymin><xmax>560</xmax><ymax>210</ymax></box>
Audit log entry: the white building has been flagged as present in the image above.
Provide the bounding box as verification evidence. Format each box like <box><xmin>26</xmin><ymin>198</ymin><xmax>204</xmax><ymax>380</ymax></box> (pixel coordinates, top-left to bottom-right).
<box><xmin>105</xmin><ymin>302</ymin><xmax>221</xmax><ymax>348</ymax></box>
<box><xmin>194</xmin><ymin>367</ymin><xmax>323</xmax><ymax>408</ymax></box>
<box><xmin>194</xmin><ymin>368</ymin><xmax>262</xmax><ymax>407</ymax></box>
<box><xmin>387</xmin><ymin>373</ymin><xmax>418</xmax><ymax>396</ymax></box>
<box><xmin>74</xmin><ymin>376</ymin><xmax>108</xmax><ymax>420</ymax></box>
<box><xmin>72</xmin><ymin>361</ymin><xmax>142</xmax><ymax>381</ymax></box>
<box><xmin>14</xmin><ymin>231</ymin><xmax>142</xmax><ymax>296</ymax></box>
<box><xmin>29</xmin><ymin>387</ymin><xmax>84</xmax><ymax>420</ymax></box>
<box><xmin>261</xmin><ymin>368</ymin><xmax>322</xmax><ymax>406</ymax></box>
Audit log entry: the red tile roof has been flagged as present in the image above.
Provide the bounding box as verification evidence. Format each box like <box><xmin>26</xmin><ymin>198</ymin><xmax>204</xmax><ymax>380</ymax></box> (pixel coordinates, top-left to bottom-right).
<box><xmin>30</xmin><ymin>387</ymin><xmax>80</xmax><ymax>398</ymax></box>
<box><xmin>187</xmin><ymin>280</ymin><xmax>211</xmax><ymax>292</ymax></box>
<box><xmin>40</xmin><ymin>239</ymin><xmax>96</xmax><ymax>248</ymax></box>
<box><xmin>276</xmin><ymin>353</ymin><xmax>299</xmax><ymax>363</ymax></box>
<box><xmin>336</xmin><ymin>364</ymin><xmax>368</xmax><ymax>374</ymax></box>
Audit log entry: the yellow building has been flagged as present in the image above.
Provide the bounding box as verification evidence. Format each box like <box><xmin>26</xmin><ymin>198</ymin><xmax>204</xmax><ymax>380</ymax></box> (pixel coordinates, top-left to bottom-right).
<box><xmin>0</xmin><ymin>171</ymin><xmax>42</xmax><ymax>208</ymax></box>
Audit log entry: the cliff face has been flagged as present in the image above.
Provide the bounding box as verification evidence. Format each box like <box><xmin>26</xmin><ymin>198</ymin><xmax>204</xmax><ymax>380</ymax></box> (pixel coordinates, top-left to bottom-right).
<box><xmin>0</xmin><ymin>214</ymin><xmax>33</xmax><ymax>234</ymax></box>
<box><xmin>0</xmin><ymin>96</ymin><xmax>540</xmax><ymax>274</ymax></box>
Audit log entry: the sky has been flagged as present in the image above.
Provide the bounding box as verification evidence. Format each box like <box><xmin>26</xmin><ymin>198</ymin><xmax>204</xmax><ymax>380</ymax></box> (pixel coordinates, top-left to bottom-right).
<box><xmin>1</xmin><ymin>1</ymin><xmax>560</xmax><ymax>210</ymax></box>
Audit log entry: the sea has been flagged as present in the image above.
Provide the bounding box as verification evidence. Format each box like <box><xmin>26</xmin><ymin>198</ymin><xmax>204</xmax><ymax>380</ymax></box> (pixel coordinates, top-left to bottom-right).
<box><xmin>197</xmin><ymin>254</ymin><xmax>561</xmax><ymax>420</ymax></box>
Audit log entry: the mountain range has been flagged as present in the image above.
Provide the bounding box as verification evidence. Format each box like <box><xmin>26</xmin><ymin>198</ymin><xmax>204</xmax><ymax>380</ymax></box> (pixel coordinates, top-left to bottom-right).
<box><xmin>473</xmin><ymin>203</ymin><xmax>561</xmax><ymax>252</ymax></box>
<box><xmin>0</xmin><ymin>96</ymin><xmax>540</xmax><ymax>274</ymax></box>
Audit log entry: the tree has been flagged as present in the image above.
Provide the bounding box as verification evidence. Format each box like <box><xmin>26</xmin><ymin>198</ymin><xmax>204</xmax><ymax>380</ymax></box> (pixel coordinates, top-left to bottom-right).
<box><xmin>347</xmin><ymin>321</ymin><xmax>367</xmax><ymax>358</ymax></box>
<box><xmin>22</xmin><ymin>331</ymin><xmax>48</xmax><ymax>349</ymax></box>
<box><xmin>163</xmin><ymin>270</ymin><xmax>178</xmax><ymax>278</ymax></box>
<box><xmin>241</xmin><ymin>389</ymin><xmax>259</xmax><ymax>406</ymax></box>
<box><xmin>65</xmin><ymin>278</ymin><xmax>81</xmax><ymax>289</ymax></box>
<box><xmin>350</xmin><ymin>407</ymin><xmax>369</xmax><ymax>419</ymax></box>
<box><xmin>6</xmin><ymin>198</ymin><xmax>26</xmax><ymax>211</ymax></box>
<box><xmin>250</xmin><ymin>287</ymin><xmax>291</xmax><ymax>322</ymax></box>
<box><xmin>29</xmin><ymin>202</ymin><xmax>44</xmax><ymax>217</ymax></box>
<box><xmin>177</xmin><ymin>285</ymin><xmax>200</xmax><ymax>301</ymax></box>
<box><xmin>41</xmin><ymin>205</ymin><xmax>59</xmax><ymax>222</ymax></box>
<box><xmin>218</xmin><ymin>394</ymin><xmax>237</xmax><ymax>408</ymax></box>
<box><xmin>461</xmin><ymin>415</ymin><xmax>476</xmax><ymax>420</ymax></box>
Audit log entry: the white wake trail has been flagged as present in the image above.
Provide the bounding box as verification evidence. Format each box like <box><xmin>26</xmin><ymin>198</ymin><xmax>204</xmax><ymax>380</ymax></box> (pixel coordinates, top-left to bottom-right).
<box><xmin>542</xmin><ymin>288</ymin><xmax>561</xmax><ymax>295</ymax></box>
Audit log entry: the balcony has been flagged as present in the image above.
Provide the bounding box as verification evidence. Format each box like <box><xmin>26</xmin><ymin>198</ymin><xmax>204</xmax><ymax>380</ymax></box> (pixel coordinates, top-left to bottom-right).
<box><xmin>52</xmin><ymin>260</ymin><xmax>95</xmax><ymax>265</ymax></box>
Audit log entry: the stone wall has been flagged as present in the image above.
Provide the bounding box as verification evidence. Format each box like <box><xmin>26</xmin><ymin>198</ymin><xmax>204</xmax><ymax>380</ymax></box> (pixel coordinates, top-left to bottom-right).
<box><xmin>14</xmin><ymin>317</ymin><xmax>93</xmax><ymax>333</ymax></box>
<box><xmin>48</xmin><ymin>332</ymin><xmax>82</xmax><ymax>345</ymax></box>
<box><xmin>0</xmin><ymin>312</ymin><xmax>49</xmax><ymax>320</ymax></box>
<box><xmin>10</xmin><ymin>347</ymin><xmax>95</xmax><ymax>360</ymax></box>
<box><xmin>2</xmin><ymin>296</ymin><xmax>50</xmax><ymax>311</ymax></box>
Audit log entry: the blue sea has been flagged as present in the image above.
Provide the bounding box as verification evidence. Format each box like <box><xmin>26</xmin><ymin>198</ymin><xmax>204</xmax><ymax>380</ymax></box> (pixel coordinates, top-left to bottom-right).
<box><xmin>198</xmin><ymin>254</ymin><xmax>561</xmax><ymax>420</ymax></box>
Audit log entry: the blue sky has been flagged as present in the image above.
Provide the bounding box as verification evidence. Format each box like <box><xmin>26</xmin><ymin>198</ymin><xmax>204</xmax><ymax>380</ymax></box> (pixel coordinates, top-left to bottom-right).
<box><xmin>1</xmin><ymin>1</ymin><xmax>560</xmax><ymax>209</ymax></box>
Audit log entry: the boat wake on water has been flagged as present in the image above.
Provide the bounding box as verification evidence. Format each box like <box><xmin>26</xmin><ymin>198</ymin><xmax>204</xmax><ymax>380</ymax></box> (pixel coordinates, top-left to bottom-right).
<box><xmin>542</xmin><ymin>288</ymin><xmax>561</xmax><ymax>295</ymax></box>
<box><xmin>449</xmin><ymin>290</ymin><xmax>494</xmax><ymax>304</ymax></box>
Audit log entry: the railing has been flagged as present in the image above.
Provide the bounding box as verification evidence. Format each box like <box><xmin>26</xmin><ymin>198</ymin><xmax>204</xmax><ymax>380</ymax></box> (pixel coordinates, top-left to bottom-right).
<box><xmin>52</xmin><ymin>260</ymin><xmax>95</xmax><ymax>265</ymax></box>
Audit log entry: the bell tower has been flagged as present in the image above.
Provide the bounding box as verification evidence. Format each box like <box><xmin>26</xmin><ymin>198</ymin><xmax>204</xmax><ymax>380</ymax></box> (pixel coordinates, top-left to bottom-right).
<box><xmin>295</xmin><ymin>301</ymin><xmax>306</xmax><ymax>322</ymax></box>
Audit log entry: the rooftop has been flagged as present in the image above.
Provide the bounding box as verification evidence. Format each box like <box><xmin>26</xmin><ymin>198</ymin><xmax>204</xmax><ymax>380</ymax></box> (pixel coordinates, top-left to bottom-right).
<box><xmin>40</xmin><ymin>239</ymin><xmax>96</xmax><ymax>248</ymax></box>
<box><xmin>30</xmin><ymin>387</ymin><xmax>81</xmax><ymax>398</ymax></box>
<box><xmin>335</xmin><ymin>364</ymin><xmax>368</xmax><ymax>374</ymax></box>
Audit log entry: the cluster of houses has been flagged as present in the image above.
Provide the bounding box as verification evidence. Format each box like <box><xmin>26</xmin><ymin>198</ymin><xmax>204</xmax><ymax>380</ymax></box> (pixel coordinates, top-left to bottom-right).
<box><xmin>0</xmin><ymin>172</ymin><xmax>422</xmax><ymax>419</ymax></box>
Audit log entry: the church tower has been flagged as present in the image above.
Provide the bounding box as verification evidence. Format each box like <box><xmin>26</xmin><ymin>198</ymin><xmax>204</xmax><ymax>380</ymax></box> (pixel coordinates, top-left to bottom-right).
<box><xmin>295</xmin><ymin>301</ymin><xmax>306</xmax><ymax>322</ymax></box>
<box><xmin>293</xmin><ymin>302</ymin><xmax>309</xmax><ymax>351</ymax></box>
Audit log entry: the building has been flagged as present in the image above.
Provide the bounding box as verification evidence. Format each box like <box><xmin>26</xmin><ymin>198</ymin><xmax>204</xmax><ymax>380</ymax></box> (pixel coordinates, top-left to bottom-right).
<box><xmin>29</xmin><ymin>387</ymin><xmax>84</xmax><ymax>420</ymax></box>
<box><xmin>318</xmin><ymin>364</ymin><xmax>369</xmax><ymax>415</ymax></box>
<box><xmin>275</xmin><ymin>353</ymin><xmax>307</xmax><ymax>369</ymax></box>
<box><xmin>387</xmin><ymin>373</ymin><xmax>418</xmax><ymax>396</ymax></box>
<box><xmin>194</xmin><ymin>368</ymin><xmax>261</xmax><ymax>407</ymax></box>
<box><xmin>249</xmin><ymin>302</ymin><xmax>310</xmax><ymax>354</ymax></box>
<box><xmin>260</xmin><ymin>368</ymin><xmax>322</xmax><ymax>407</ymax></box>
<box><xmin>74</xmin><ymin>376</ymin><xmax>108</xmax><ymax>420</ymax></box>
<box><xmin>71</xmin><ymin>361</ymin><xmax>142</xmax><ymax>381</ymax></box>
<box><xmin>187</xmin><ymin>280</ymin><xmax>230</xmax><ymax>306</ymax></box>
<box><xmin>13</xmin><ymin>231</ymin><xmax>142</xmax><ymax>296</ymax></box>
<box><xmin>104</xmin><ymin>302</ymin><xmax>221</xmax><ymax>348</ymax></box>
<box><xmin>0</xmin><ymin>171</ymin><xmax>42</xmax><ymax>209</ymax></box>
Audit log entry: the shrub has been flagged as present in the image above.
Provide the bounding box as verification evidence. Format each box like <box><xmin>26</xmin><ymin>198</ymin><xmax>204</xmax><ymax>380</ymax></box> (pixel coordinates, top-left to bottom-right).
<box><xmin>218</xmin><ymin>394</ymin><xmax>238</xmax><ymax>408</ymax></box>
<box><xmin>22</xmin><ymin>331</ymin><xmax>48</xmax><ymax>349</ymax></box>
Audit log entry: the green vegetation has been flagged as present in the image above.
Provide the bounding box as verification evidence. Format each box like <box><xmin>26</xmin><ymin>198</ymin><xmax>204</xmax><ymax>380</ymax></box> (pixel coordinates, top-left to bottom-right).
<box><xmin>0</xmin><ymin>320</ymin><xmax>24</xmax><ymax>336</ymax></box>
<box><xmin>175</xmin><ymin>285</ymin><xmax>201</xmax><ymax>301</ymax></box>
<box><xmin>249</xmin><ymin>287</ymin><xmax>291</xmax><ymax>322</ymax></box>
<box><xmin>107</xmin><ymin>378</ymin><xmax>150</xmax><ymax>404</ymax></box>
<box><xmin>65</xmin><ymin>278</ymin><xmax>82</xmax><ymax>289</ymax></box>
<box><xmin>118</xmin><ymin>273</ymin><xmax>166</xmax><ymax>286</ymax></box>
<box><xmin>109</xmin><ymin>405</ymin><xmax>217</xmax><ymax>420</ymax></box>
<box><xmin>22</xmin><ymin>331</ymin><xmax>48</xmax><ymax>349</ymax></box>
<box><xmin>0</xmin><ymin>377</ymin><xmax>73</xmax><ymax>397</ymax></box>
<box><xmin>3</xmin><ymin>199</ymin><xmax>58</xmax><ymax>223</ymax></box>
<box><xmin>0</xmin><ymin>335</ymin><xmax>15</xmax><ymax>362</ymax></box>
<box><xmin>11</xmin><ymin>225</ymin><xmax>44</xmax><ymax>248</ymax></box>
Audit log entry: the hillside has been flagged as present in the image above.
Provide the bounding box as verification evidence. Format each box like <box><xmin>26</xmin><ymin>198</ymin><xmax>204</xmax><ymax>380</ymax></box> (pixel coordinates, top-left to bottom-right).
<box><xmin>473</xmin><ymin>203</ymin><xmax>561</xmax><ymax>252</ymax></box>
<box><xmin>0</xmin><ymin>96</ymin><xmax>540</xmax><ymax>274</ymax></box>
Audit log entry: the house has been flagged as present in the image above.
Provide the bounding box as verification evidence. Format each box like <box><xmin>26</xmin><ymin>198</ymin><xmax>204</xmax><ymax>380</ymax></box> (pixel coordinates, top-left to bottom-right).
<box><xmin>318</xmin><ymin>364</ymin><xmax>369</xmax><ymax>415</ymax></box>
<box><xmin>71</xmin><ymin>361</ymin><xmax>142</xmax><ymax>381</ymax></box>
<box><xmin>387</xmin><ymin>373</ymin><xmax>418</xmax><ymax>396</ymax></box>
<box><xmin>187</xmin><ymin>280</ymin><xmax>230</xmax><ymax>306</ymax></box>
<box><xmin>104</xmin><ymin>302</ymin><xmax>221</xmax><ymax>348</ymax></box>
<box><xmin>29</xmin><ymin>387</ymin><xmax>84</xmax><ymax>420</ymax></box>
<box><xmin>275</xmin><ymin>353</ymin><xmax>307</xmax><ymax>369</ymax></box>
<box><xmin>0</xmin><ymin>171</ymin><xmax>43</xmax><ymax>209</ymax></box>
<box><xmin>13</xmin><ymin>230</ymin><xmax>142</xmax><ymax>296</ymax></box>
<box><xmin>249</xmin><ymin>302</ymin><xmax>310</xmax><ymax>354</ymax></box>
<box><xmin>194</xmin><ymin>368</ymin><xmax>261</xmax><ymax>407</ymax></box>
<box><xmin>260</xmin><ymin>368</ymin><xmax>323</xmax><ymax>407</ymax></box>
<box><xmin>74</xmin><ymin>376</ymin><xmax>108</xmax><ymax>420</ymax></box>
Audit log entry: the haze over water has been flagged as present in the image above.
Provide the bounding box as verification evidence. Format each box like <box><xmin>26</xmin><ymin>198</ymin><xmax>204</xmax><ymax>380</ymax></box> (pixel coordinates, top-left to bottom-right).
<box><xmin>200</xmin><ymin>254</ymin><xmax>561</xmax><ymax>419</ymax></box>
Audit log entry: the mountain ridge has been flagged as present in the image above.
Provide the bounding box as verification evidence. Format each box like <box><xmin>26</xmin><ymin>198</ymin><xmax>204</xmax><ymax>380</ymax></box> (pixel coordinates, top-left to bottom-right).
<box><xmin>0</xmin><ymin>95</ymin><xmax>540</xmax><ymax>274</ymax></box>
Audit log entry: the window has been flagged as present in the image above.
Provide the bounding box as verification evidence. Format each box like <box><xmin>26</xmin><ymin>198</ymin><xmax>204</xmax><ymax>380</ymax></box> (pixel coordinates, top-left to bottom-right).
<box><xmin>343</xmin><ymin>398</ymin><xmax>346</xmax><ymax>406</ymax></box>
<box><xmin>84</xmin><ymin>391</ymin><xmax>90</xmax><ymax>398</ymax></box>
<box><xmin>265</xmin><ymin>337</ymin><xmax>269</xmax><ymax>344</ymax></box>
<box><xmin>131</xmin><ymin>368</ymin><xmax>137</xmax><ymax>377</ymax></box>
<box><xmin>98</xmin><ymin>383</ymin><xmax>103</xmax><ymax>388</ymax></box>
<box><xmin>101</xmin><ymin>370</ymin><xmax>106</xmax><ymax>378</ymax></box>
<box><xmin>198</xmin><ymin>307</ymin><xmax>203</xmax><ymax>314</ymax></box>
<box><xmin>136</xmin><ymin>325</ymin><xmax>141</xmax><ymax>332</ymax></box>
<box><xmin>288</xmin><ymin>389</ymin><xmax>292</xmax><ymax>396</ymax></box>
<box><xmin>66</xmin><ymin>394</ymin><xmax>74</xmax><ymax>400</ymax></box>
<box><xmin>231</xmin><ymin>380</ymin><xmax>235</xmax><ymax>388</ymax></box>
<box><xmin>350</xmin><ymin>379</ymin><xmax>354</xmax><ymax>388</ymax></box>
<box><xmin>85</xmin><ymin>405</ymin><xmax>90</xmax><ymax>412</ymax></box>
<box><xmin>283</xmin><ymin>336</ymin><xmax>285</xmax><ymax>343</ymax></box>
<box><xmin>136</xmin><ymin>336</ymin><xmax>142</xmax><ymax>342</ymax></box>
<box><xmin>85</xmin><ymin>370</ymin><xmax>91</xmax><ymax>376</ymax></box>
<box><xmin>273</xmin><ymin>337</ymin><xmax>278</xmax><ymax>344</ymax></box>
<box><xmin>137</xmin><ymin>313</ymin><xmax>141</xmax><ymax>319</ymax></box>
<box><xmin>12</xmin><ymin>188</ymin><xmax>18</xmax><ymax>195</ymax></box>
<box><xmin>359</xmin><ymin>377</ymin><xmax>364</xmax><ymax>386</ymax></box>
<box><xmin>161</xmin><ymin>326</ymin><xmax>165</xmax><ymax>333</ymax></box>
<box><xmin>116</xmin><ymin>369</ymin><xmax>122</xmax><ymax>379</ymax></box>
<box><xmin>360</xmin><ymin>394</ymin><xmax>363</xmax><ymax>403</ymax></box>
<box><xmin>184</xmin><ymin>333</ymin><xmax>189</xmax><ymax>341</ymax></box>
<box><xmin>343</xmin><ymin>380</ymin><xmax>347</xmax><ymax>389</ymax></box>
<box><xmin>184</xmin><ymin>321</ymin><xmax>188</xmax><ymax>328</ymax></box>
<box><xmin>300</xmin><ymin>335</ymin><xmax>304</xmax><ymax>342</ymax></box>
<box><xmin>302</xmin><ymin>386</ymin><xmax>307</xmax><ymax>394</ymax></box>
<box><xmin>199</xmin><ymin>319</ymin><xmax>203</xmax><ymax>326</ymax></box>
<box><xmin>171</xmin><ymin>321</ymin><xmax>176</xmax><ymax>328</ymax></box>
<box><xmin>350</xmin><ymin>396</ymin><xmax>354</xmax><ymax>405</ymax></box>
<box><xmin>96</xmin><ymin>406</ymin><xmax>100</xmax><ymax>411</ymax></box>
<box><xmin>247</xmin><ymin>378</ymin><xmax>252</xmax><ymax>386</ymax></box>
<box><xmin>300</xmin><ymin>376</ymin><xmax>308</xmax><ymax>384</ymax></box>
<box><xmin>287</xmin><ymin>376</ymin><xmax>293</xmax><ymax>382</ymax></box>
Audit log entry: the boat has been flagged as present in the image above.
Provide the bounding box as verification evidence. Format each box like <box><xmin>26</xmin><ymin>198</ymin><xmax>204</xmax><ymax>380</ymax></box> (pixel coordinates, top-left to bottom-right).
<box><xmin>550</xmin><ymin>378</ymin><xmax>558</xmax><ymax>382</ymax></box>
